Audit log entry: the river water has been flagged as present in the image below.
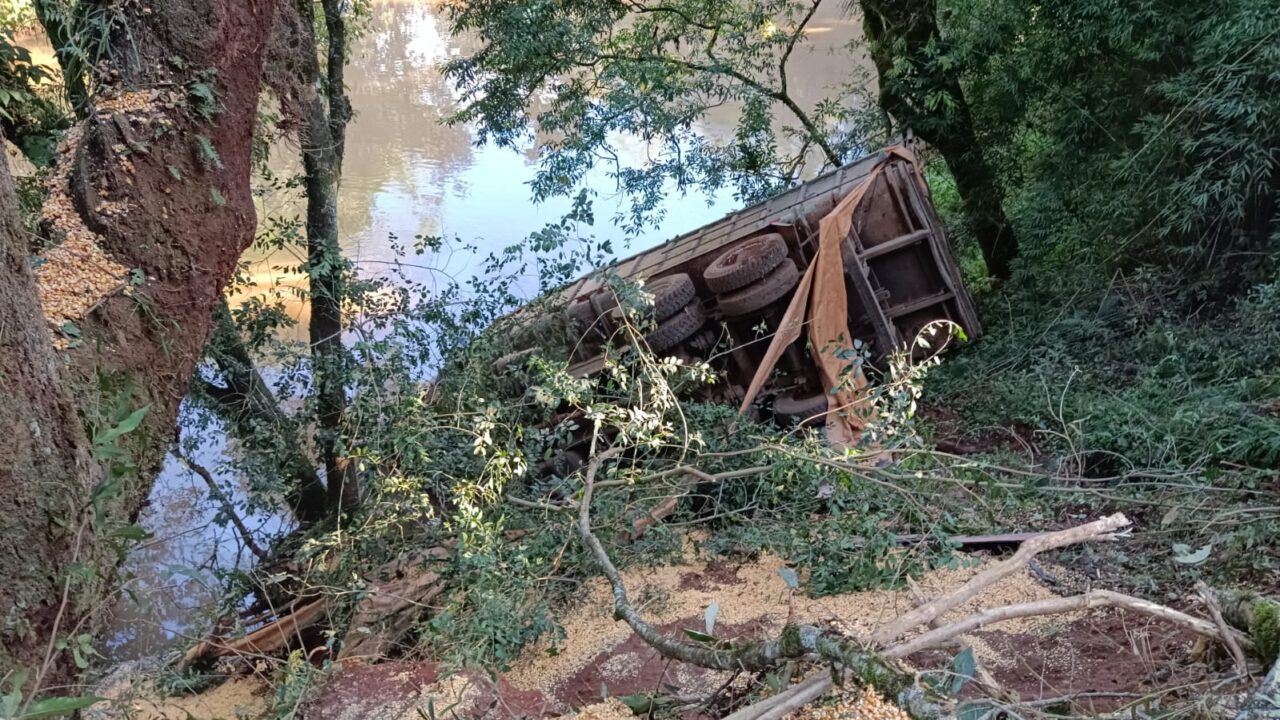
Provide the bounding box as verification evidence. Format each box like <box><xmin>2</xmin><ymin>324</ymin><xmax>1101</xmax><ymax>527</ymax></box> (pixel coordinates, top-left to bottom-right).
<box><xmin>96</xmin><ymin>0</ymin><xmax>867</xmax><ymax>661</ymax></box>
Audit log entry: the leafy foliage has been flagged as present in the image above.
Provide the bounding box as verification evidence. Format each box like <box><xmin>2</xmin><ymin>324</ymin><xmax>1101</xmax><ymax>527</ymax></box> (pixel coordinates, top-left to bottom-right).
<box><xmin>945</xmin><ymin>0</ymin><xmax>1280</xmax><ymax>284</ymax></box>
<box><xmin>445</xmin><ymin>0</ymin><xmax>884</xmax><ymax>232</ymax></box>
<box><xmin>0</xmin><ymin>29</ymin><xmax>68</xmax><ymax>164</ymax></box>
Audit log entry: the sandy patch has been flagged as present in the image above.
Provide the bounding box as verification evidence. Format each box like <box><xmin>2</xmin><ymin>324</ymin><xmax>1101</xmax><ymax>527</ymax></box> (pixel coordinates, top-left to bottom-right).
<box><xmin>102</xmin><ymin>677</ymin><xmax>270</xmax><ymax>719</ymax></box>
<box><xmin>504</xmin><ymin>551</ymin><xmax>1070</xmax><ymax>693</ymax></box>
<box><xmin>792</xmin><ymin>685</ymin><xmax>912</xmax><ymax>720</ymax></box>
<box><xmin>570</xmin><ymin>697</ymin><xmax>635</xmax><ymax>719</ymax></box>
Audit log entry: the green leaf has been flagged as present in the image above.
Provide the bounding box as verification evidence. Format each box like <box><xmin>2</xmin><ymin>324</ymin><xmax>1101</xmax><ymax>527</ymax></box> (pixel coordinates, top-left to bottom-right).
<box><xmin>778</xmin><ymin>567</ymin><xmax>799</xmax><ymax>589</ymax></box>
<box><xmin>3</xmin><ymin>670</ymin><xmax>29</xmax><ymax>717</ymax></box>
<box><xmin>619</xmin><ymin>694</ymin><xmax>652</xmax><ymax>713</ymax></box>
<box><xmin>1172</xmin><ymin>543</ymin><xmax>1212</xmax><ymax>565</ymax></box>
<box><xmin>682</xmin><ymin>628</ymin><xmax>715</xmax><ymax>643</ymax></box>
<box><xmin>94</xmin><ymin>405</ymin><xmax>151</xmax><ymax>448</ymax></box>
<box><xmin>111</xmin><ymin>524</ymin><xmax>152</xmax><ymax>541</ymax></box>
<box><xmin>60</xmin><ymin>321</ymin><xmax>80</xmax><ymax>338</ymax></box>
<box><xmin>20</xmin><ymin>695</ymin><xmax>105</xmax><ymax>719</ymax></box>
<box><xmin>948</xmin><ymin>647</ymin><xmax>976</xmax><ymax>694</ymax></box>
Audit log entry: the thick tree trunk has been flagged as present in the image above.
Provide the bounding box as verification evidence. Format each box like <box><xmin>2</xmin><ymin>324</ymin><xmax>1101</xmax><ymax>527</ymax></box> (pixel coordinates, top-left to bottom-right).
<box><xmin>861</xmin><ymin>0</ymin><xmax>1018</xmax><ymax>279</ymax></box>
<box><xmin>0</xmin><ymin>0</ymin><xmax>278</xmax><ymax>684</ymax></box>
<box><xmin>0</xmin><ymin>138</ymin><xmax>99</xmax><ymax>682</ymax></box>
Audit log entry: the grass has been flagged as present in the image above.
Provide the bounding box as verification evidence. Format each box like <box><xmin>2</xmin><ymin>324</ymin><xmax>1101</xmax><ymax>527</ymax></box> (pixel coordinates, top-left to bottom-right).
<box><xmin>912</xmin><ymin>255</ymin><xmax>1280</xmax><ymax>593</ymax></box>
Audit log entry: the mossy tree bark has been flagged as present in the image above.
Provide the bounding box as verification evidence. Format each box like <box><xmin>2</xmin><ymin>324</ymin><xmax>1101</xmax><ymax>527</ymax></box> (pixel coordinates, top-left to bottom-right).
<box><xmin>860</xmin><ymin>0</ymin><xmax>1019</xmax><ymax>280</ymax></box>
<box><xmin>0</xmin><ymin>142</ymin><xmax>99</xmax><ymax>686</ymax></box>
<box><xmin>0</xmin><ymin>0</ymin><xmax>277</xmax><ymax>685</ymax></box>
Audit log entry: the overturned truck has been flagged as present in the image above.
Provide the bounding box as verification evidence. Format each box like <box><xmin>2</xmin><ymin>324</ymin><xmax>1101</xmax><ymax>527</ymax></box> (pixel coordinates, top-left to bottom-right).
<box><xmin>511</xmin><ymin>143</ymin><xmax>980</xmax><ymax>427</ymax></box>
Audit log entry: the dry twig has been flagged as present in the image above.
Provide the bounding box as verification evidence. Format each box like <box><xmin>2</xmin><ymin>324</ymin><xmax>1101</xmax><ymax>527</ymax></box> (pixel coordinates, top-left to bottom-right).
<box><xmin>1197</xmin><ymin>580</ymin><xmax>1251</xmax><ymax>677</ymax></box>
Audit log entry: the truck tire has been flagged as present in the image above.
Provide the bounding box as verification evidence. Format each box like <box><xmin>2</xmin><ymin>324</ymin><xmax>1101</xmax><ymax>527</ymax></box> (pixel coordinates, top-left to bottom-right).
<box><xmin>645</xmin><ymin>300</ymin><xmax>706</xmax><ymax>353</ymax></box>
<box><xmin>595</xmin><ymin>273</ymin><xmax>696</xmax><ymax>321</ymax></box>
<box><xmin>715</xmin><ymin>259</ymin><xmax>800</xmax><ymax>317</ymax></box>
<box><xmin>647</xmin><ymin>274</ymin><xmax>697</xmax><ymax>320</ymax></box>
<box><xmin>703</xmin><ymin>233</ymin><xmax>788</xmax><ymax>294</ymax></box>
<box><xmin>773</xmin><ymin>391</ymin><xmax>829</xmax><ymax>425</ymax></box>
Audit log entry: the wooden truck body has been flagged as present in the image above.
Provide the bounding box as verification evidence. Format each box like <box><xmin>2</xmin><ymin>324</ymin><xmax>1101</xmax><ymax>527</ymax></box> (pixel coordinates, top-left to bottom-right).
<box><xmin>520</xmin><ymin>144</ymin><xmax>980</xmax><ymax>419</ymax></box>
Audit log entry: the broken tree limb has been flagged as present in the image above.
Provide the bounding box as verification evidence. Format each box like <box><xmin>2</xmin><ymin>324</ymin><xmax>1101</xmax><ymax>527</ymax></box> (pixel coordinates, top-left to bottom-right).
<box><xmin>180</xmin><ymin>596</ymin><xmax>331</xmax><ymax>666</ymax></box>
<box><xmin>735</xmin><ymin>586</ymin><xmax>1252</xmax><ymax>720</ymax></box>
<box><xmin>1199</xmin><ymin>581</ymin><xmax>1251</xmax><ymax>676</ymax></box>
<box><xmin>885</xmin><ymin>589</ymin><xmax>1252</xmax><ymax>659</ymax></box>
<box><xmin>721</xmin><ymin>513</ymin><xmax>1209</xmax><ymax>720</ymax></box>
<box><xmin>1210</xmin><ymin>587</ymin><xmax>1280</xmax><ymax>654</ymax></box>
<box><xmin>181</xmin><ymin>545</ymin><xmax>454</xmax><ymax>666</ymax></box>
<box><xmin>866</xmin><ymin>513</ymin><xmax>1132</xmax><ymax>646</ymax></box>
<box><xmin>576</xmin><ymin>450</ymin><xmax>1239</xmax><ymax>720</ymax></box>
<box><xmin>722</xmin><ymin>674</ymin><xmax>830</xmax><ymax>720</ymax></box>
<box><xmin>338</xmin><ymin>546</ymin><xmax>452</xmax><ymax>661</ymax></box>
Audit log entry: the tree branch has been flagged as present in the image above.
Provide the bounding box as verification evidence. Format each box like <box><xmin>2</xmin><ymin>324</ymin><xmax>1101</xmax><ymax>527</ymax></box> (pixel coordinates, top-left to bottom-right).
<box><xmin>779</xmin><ymin>0</ymin><xmax>823</xmax><ymax>97</ymax></box>
<box><xmin>885</xmin><ymin>589</ymin><xmax>1251</xmax><ymax>659</ymax></box>
<box><xmin>865</xmin><ymin>513</ymin><xmax>1132</xmax><ymax>646</ymax></box>
<box><xmin>177</xmin><ymin>453</ymin><xmax>270</xmax><ymax>562</ymax></box>
<box><xmin>592</xmin><ymin>52</ymin><xmax>842</xmax><ymax>165</ymax></box>
<box><xmin>576</xmin><ymin>448</ymin><xmax>904</xmax><ymax>679</ymax></box>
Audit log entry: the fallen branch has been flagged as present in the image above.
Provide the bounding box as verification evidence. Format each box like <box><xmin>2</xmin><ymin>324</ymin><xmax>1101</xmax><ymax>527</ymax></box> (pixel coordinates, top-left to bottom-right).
<box><xmin>885</xmin><ymin>589</ymin><xmax>1252</xmax><ymax>659</ymax></box>
<box><xmin>576</xmin><ymin>448</ymin><xmax>904</xmax><ymax>683</ymax></box>
<box><xmin>569</xmin><ymin>446</ymin><xmax>1256</xmax><ymax>720</ymax></box>
<box><xmin>866</xmin><ymin>513</ymin><xmax>1132</xmax><ymax>646</ymax></box>
<box><xmin>181</xmin><ymin>546</ymin><xmax>454</xmax><ymax>666</ymax></box>
<box><xmin>338</xmin><ymin>547</ymin><xmax>451</xmax><ymax>660</ymax></box>
<box><xmin>722</xmin><ymin>674</ymin><xmax>830</xmax><ymax>720</ymax></box>
<box><xmin>1198</xmin><ymin>581</ymin><xmax>1251</xmax><ymax>676</ymax></box>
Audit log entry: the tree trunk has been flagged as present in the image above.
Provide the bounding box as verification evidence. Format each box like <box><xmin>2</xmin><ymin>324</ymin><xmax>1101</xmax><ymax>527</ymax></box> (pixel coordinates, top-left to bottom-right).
<box><xmin>203</xmin><ymin>300</ymin><xmax>329</xmax><ymax>521</ymax></box>
<box><xmin>860</xmin><ymin>0</ymin><xmax>1018</xmax><ymax>279</ymax></box>
<box><xmin>0</xmin><ymin>134</ymin><xmax>99</xmax><ymax>683</ymax></box>
<box><xmin>297</xmin><ymin>0</ymin><xmax>358</xmax><ymax>512</ymax></box>
<box><xmin>0</xmin><ymin>0</ymin><xmax>278</xmax><ymax>684</ymax></box>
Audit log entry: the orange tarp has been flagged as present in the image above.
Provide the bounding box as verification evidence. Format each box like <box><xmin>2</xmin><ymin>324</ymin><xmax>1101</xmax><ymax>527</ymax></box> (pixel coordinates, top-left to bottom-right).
<box><xmin>737</xmin><ymin>145</ymin><xmax>920</xmax><ymax>449</ymax></box>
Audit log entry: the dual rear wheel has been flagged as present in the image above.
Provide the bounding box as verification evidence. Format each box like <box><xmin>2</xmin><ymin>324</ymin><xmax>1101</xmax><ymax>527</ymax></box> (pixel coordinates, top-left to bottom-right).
<box><xmin>702</xmin><ymin>233</ymin><xmax>801</xmax><ymax>318</ymax></box>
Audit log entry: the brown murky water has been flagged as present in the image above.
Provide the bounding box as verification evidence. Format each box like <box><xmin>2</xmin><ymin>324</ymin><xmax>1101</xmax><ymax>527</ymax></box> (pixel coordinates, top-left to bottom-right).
<box><xmin>66</xmin><ymin>0</ymin><xmax>867</xmax><ymax>661</ymax></box>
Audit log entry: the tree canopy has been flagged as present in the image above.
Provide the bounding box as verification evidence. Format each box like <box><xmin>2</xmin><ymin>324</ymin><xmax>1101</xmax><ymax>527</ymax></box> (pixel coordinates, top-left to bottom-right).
<box><xmin>446</xmin><ymin>0</ymin><xmax>879</xmax><ymax>230</ymax></box>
